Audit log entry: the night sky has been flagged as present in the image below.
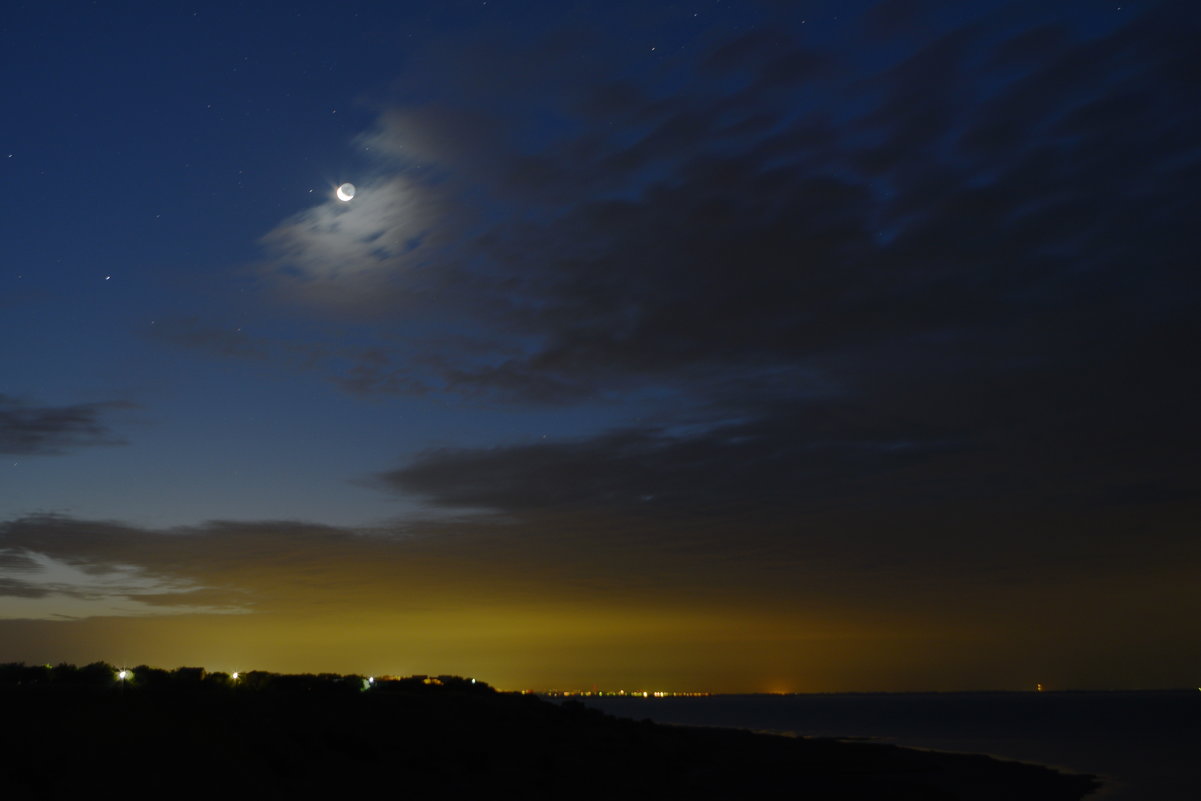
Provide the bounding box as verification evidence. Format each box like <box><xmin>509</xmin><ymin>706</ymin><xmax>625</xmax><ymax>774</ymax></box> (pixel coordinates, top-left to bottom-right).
<box><xmin>2</xmin><ymin>0</ymin><xmax>1198</xmax><ymax>692</ymax></box>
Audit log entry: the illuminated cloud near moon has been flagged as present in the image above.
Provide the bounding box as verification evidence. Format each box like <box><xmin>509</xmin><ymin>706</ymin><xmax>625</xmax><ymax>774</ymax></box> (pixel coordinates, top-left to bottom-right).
<box><xmin>258</xmin><ymin>167</ymin><xmax>449</xmax><ymax>310</ymax></box>
<box><xmin>256</xmin><ymin>108</ymin><xmax>479</xmax><ymax>308</ymax></box>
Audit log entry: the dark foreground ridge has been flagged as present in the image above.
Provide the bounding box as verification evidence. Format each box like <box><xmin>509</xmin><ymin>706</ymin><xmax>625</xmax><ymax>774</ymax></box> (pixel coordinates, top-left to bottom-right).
<box><xmin>0</xmin><ymin>663</ymin><xmax>1097</xmax><ymax>799</ymax></box>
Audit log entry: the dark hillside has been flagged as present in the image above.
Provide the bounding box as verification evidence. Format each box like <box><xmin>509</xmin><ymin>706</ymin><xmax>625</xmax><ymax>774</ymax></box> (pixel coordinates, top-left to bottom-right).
<box><xmin>0</xmin><ymin>663</ymin><xmax>1097</xmax><ymax>799</ymax></box>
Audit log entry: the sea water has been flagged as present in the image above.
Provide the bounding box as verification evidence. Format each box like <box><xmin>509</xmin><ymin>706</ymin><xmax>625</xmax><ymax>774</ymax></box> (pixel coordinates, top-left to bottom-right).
<box><xmin>576</xmin><ymin>691</ymin><xmax>1200</xmax><ymax>800</ymax></box>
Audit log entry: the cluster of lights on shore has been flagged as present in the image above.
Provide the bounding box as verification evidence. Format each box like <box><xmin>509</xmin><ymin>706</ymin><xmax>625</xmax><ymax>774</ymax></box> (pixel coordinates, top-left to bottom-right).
<box><xmin>111</xmin><ymin>667</ymin><xmax>698</xmax><ymax>699</ymax></box>
<box><xmin>114</xmin><ymin>668</ymin><xmax>482</xmax><ymax>690</ymax></box>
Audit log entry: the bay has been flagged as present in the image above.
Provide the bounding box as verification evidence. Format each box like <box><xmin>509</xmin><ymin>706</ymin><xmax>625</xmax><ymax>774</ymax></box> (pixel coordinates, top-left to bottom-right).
<box><xmin>576</xmin><ymin>691</ymin><xmax>1201</xmax><ymax>800</ymax></box>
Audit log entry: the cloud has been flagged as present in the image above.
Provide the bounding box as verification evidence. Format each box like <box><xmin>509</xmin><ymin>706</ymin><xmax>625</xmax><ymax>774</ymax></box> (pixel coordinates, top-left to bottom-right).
<box><xmin>0</xmin><ymin>517</ymin><xmax>354</xmax><ymax>620</ymax></box>
<box><xmin>380</xmin><ymin>413</ymin><xmax>959</xmax><ymax>519</ymax></box>
<box><xmin>0</xmin><ymin>514</ymin><xmax>726</xmax><ymax>628</ymax></box>
<box><xmin>0</xmin><ymin>549</ymin><xmax>40</xmax><ymax>572</ymax></box>
<box><xmin>0</xmin><ymin>543</ymin><xmax>246</xmax><ymax>620</ymax></box>
<box><xmin>3</xmin><ymin>504</ymin><xmax>1198</xmax><ymax>687</ymax></box>
<box><xmin>255</xmin><ymin>169</ymin><xmax>459</xmax><ymax>315</ymax></box>
<box><xmin>214</xmin><ymin>3</ymin><xmax>1195</xmax><ymax>418</ymax></box>
<box><xmin>0</xmin><ymin>577</ymin><xmax>49</xmax><ymax>599</ymax></box>
<box><xmin>169</xmin><ymin>3</ymin><xmax>1200</xmax><ymax>555</ymax></box>
<box><xmin>0</xmin><ymin>395</ymin><xmax>133</xmax><ymax>456</ymax></box>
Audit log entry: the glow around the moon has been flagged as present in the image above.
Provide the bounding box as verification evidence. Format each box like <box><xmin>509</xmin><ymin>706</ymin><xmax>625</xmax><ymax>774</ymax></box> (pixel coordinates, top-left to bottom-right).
<box><xmin>336</xmin><ymin>183</ymin><xmax>356</xmax><ymax>202</ymax></box>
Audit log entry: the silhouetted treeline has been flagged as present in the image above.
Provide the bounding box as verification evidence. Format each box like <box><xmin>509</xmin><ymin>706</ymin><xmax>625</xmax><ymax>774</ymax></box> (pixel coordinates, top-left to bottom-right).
<box><xmin>0</xmin><ymin>661</ymin><xmax>491</xmax><ymax>695</ymax></box>
<box><xmin>0</xmin><ymin>662</ymin><xmax>1096</xmax><ymax>800</ymax></box>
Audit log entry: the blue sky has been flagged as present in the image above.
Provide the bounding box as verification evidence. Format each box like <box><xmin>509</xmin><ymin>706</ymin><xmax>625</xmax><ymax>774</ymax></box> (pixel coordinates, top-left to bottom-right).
<box><xmin>1</xmin><ymin>0</ymin><xmax>1198</xmax><ymax>690</ymax></box>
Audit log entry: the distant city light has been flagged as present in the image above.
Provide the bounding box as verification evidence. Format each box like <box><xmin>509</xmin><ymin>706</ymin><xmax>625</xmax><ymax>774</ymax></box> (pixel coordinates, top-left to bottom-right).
<box><xmin>117</xmin><ymin>670</ymin><xmax>129</xmax><ymax>680</ymax></box>
<box><xmin>538</xmin><ymin>689</ymin><xmax>710</xmax><ymax>698</ymax></box>
<box><xmin>232</xmin><ymin>672</ymin><xmax>239</xmax><ymax>680</ymax></box>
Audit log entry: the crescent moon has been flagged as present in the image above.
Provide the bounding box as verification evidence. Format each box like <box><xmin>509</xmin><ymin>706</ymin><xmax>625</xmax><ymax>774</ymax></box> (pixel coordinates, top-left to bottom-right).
<box><xmin>336</xmin><ymin>183</ymin><xmax>356</xmax><ymax>202</ymax></box>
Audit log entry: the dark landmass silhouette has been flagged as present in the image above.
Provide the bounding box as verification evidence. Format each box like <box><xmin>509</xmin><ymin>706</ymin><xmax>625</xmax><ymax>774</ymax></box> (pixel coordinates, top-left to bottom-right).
<box><xmin>0</xmin><ymin>662</ymin><xmax>1098</xmax><ymax>799</ymax></box>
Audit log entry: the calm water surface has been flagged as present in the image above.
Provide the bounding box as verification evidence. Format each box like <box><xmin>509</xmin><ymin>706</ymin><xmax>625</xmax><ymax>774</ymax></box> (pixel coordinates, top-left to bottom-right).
<box><xmin>575</xmin><ymin>691</ymin><xmax>1200</xmax><ymax>801</ymax></box>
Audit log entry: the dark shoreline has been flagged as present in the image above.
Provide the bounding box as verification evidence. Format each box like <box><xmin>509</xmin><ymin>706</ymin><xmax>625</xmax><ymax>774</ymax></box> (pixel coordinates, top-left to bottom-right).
<box><xmin>0</xmin><ymin>665</ymin><xmax>1098</xmax><ymax>799</ymax></box>
<box><xmin>576</xmin><ymin>689</ymin><xmax>1201</xmax><ymax>800</ymax></box>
